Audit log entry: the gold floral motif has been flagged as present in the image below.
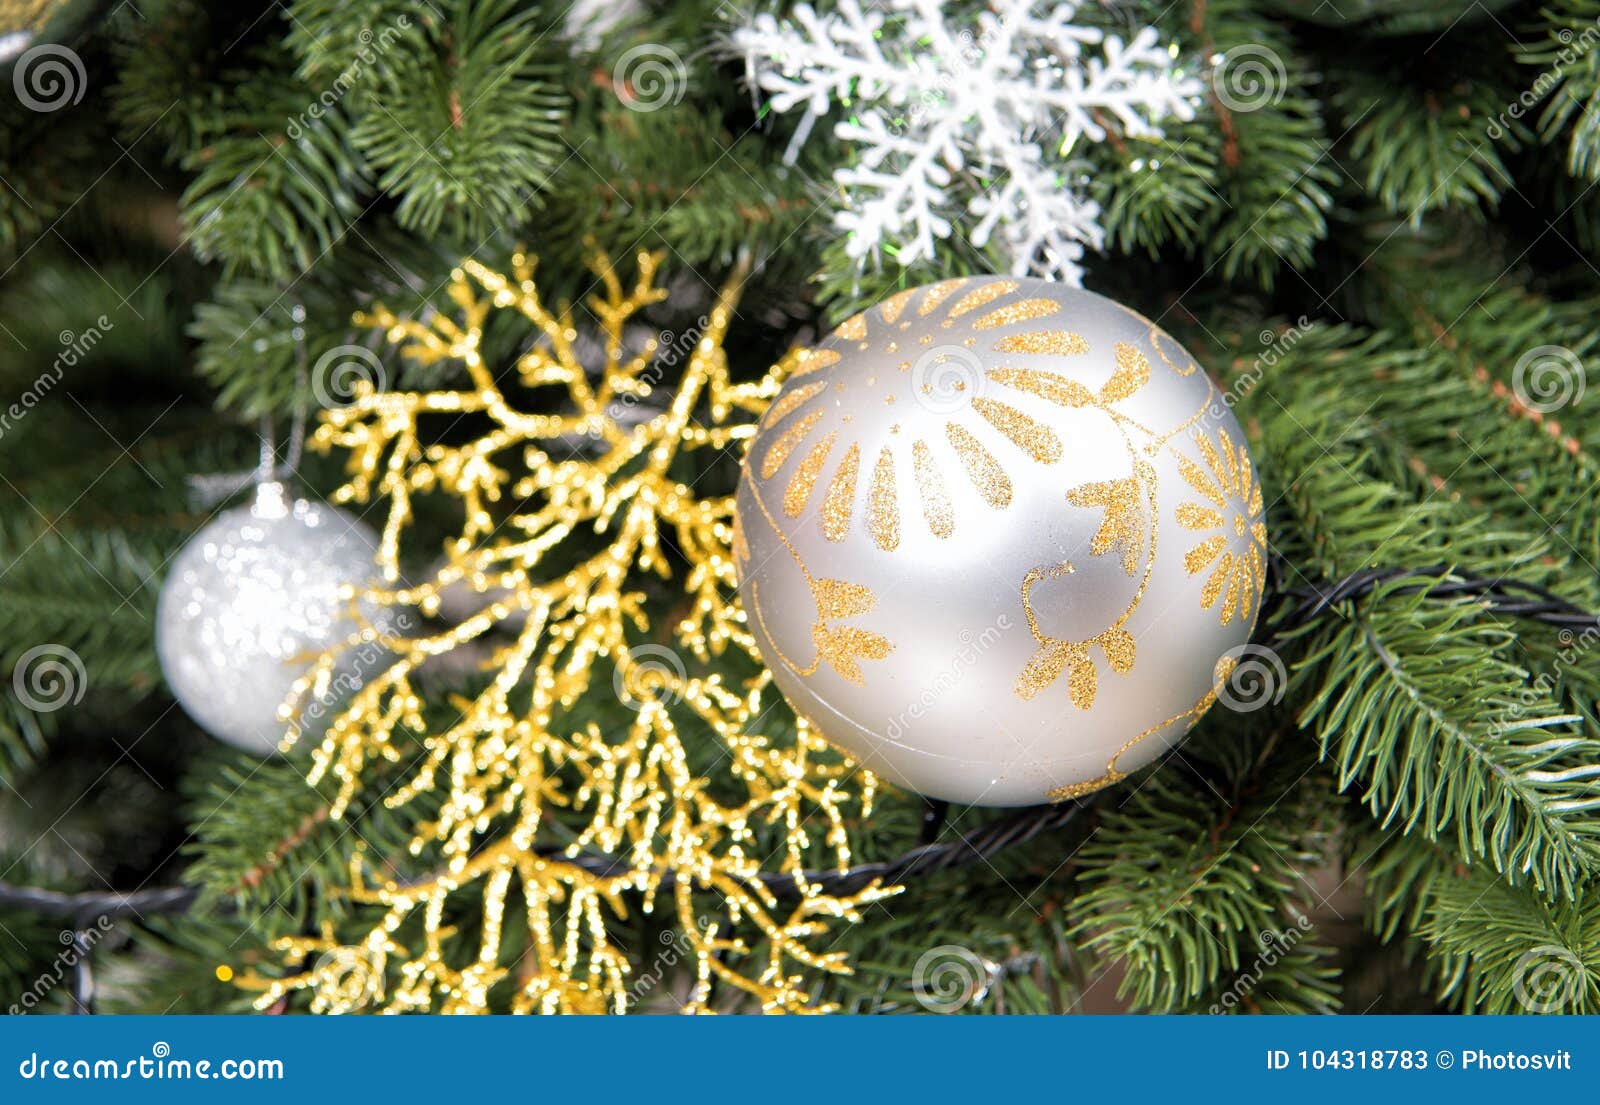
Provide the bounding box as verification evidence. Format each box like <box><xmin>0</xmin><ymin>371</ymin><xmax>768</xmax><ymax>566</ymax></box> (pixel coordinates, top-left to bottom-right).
<box><xmin>759</xmin><ymin>279</ymin><xmax>1088</xmax><ymax>546</ymax></box>
<box><xmin>784</xmin><ymin>432</ymin><xmax>836</xmax><ymax>516</ymax></box>
<box><xmin>760</xmin><ymin>409</ymin><xmax>825</xmax><ymax>479</ymax></box>
<box><xmin>1178</xmin><ymin>427</ymin><xmax>1268</xmax><ymax>626</ymax></box>
<box><xmin>945</xmin><ymin>280</ymin><xmax>1018</xmax><ymax>320</ymax></box>
<box><xmin>835</xmin><ymin>314</ymin><xmax>867</xmax><ymax>341</ymax></box>
<box><xmin>1149</xmin><ymin>325</ymin><xmax>1198</xmax><ymax>376</ymax></box>
<box><xmin>1013</xmin><ymin>562</ymin><xmax>1141</xmax><ymax>709</ymax></box>
<box><xmin>970</xmin><ymin>398</ymin><xmax>1062</xmax><ymax>463</ymax></box>
<box><xmin>1101</xmin><ymin>342</ymin><xmax>1152</xmax><ymax>403</ymax></box>
<box><xmin>866</xmin><ymin>447</ymin><xmax>900</xmax><ymax>551</ymax></box>
<box><xmin>972</xmin><ymin>297</ymin><xmax>1062</xmax><ymax>330</ymax></box>
<box><xmin>879</xmin><ymin>288</ymin><xmax>917</xmax><ymax>323</ymax></box>
<box><xmin>987</xmin><ymin>366</ymin><xmax>1096</xmax><ymax>407</ymax></box>
<box><xmin>1065</xmin><ymin>477</ymin><xmax>1146</xmax><ymax>576</ymax></box>
<box><xmin>746</xmin><ymin>477</ymin><xmax>894</xmax><ymax>688</ymax></box>
<box><xmin>917</xmin><ymin>278</ymin><xmax>968</xmax><ymax>316</ymax></box>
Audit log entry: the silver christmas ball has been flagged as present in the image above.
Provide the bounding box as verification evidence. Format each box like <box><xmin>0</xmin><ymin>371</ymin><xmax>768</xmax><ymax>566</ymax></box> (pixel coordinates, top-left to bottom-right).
<box><xmin>734</xmin><ymin>277</ymin><xmax>1267</xmax><ymax>806</ymax></box>
<box><xmin>156</xmin><ymin>482</ymin><xmax>389</xmax><ymax>754</ymax></box>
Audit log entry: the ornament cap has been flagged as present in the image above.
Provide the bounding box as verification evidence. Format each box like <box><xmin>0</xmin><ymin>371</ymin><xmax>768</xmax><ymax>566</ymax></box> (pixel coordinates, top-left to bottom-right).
<box><xmin>251</xmin><ymin>480</ymin><xmax>291</xmax><ymax>520</ymax></box>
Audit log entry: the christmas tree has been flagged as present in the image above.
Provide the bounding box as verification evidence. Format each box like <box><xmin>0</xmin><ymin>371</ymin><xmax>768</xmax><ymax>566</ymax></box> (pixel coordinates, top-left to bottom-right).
<box><xmin>1</xmin><ymin>0</ymin><xmax>1597</xmax><ymax>1016</ymax></box>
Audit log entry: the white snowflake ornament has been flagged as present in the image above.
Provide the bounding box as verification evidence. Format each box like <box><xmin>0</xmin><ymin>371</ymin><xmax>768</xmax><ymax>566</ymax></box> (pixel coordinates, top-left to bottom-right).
<box><xmin>731</xmin><ymin>0</ymin><xmax>1201</xmax><ymax>283</ymax></box>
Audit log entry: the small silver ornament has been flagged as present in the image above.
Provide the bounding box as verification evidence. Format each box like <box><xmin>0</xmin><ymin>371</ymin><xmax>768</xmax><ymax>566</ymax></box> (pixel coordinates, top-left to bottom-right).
<box><xmin>734</xmin><ymin>277</ymin><xmax>1267</xmax><ymax>806</ymax></box>
<box><xmin>156</xmin><ymin>481</ymin><xmax>389</xmax><ymax>754</ymax></box>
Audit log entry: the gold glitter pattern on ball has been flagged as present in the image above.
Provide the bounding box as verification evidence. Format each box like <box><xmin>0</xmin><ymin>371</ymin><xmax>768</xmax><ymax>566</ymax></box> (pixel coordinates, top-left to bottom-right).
<box><xmin>911</xmin><ymin>439</ymin><xmax>954</xmax><ymax>538</ymax></box>
<box><xmin>879</xmin><ymin>288</ymin><xmax>917</xmax><ymax>323</ymax></box>
<box><xmin>836</xmin><ymin>314</ymin><xmax>867</xmax><ymax>341</ymax></box>
<box><xmin>993</xmin><ymin>330</ymin><xmax>1090</xmax><ymax>356</ymax></box>
<box><xmin>867</xmin><ymin>448</ymin><xmax>900</xmax><ymax>551</ymax></box>
<box><xmin>784</xmin><ymin>431</ymin><xmax>836</xmax><ymax>517</ymax></box>
<box><xmin>822</xmin><ymin>443</ymin><xmax>861</xmax><ymax>541</ymax></box>
<box><xmin>946</xmin><ymin>423</ymin><xmax>1013</xmax><ymax>507</ymax></box>
<box><xmin>987</xmin><ymin>366</ymin><xmax>1095</xmax><ymax>407</ymax></box>
<box><xmin>761</xmin><ymin>409</ymin><xmax>826</xmax><ymax>478</ymax></box>
<box><xmin>789</xmin><ymin>347</ymin><xmax>842</xmax><ymax>378</ymax></box>
<box><xmin>1179</xmin><ymin>427</ymin><xmax>1268</xmax><ymax>626</ymax></box>
<box><xmin>767</xmin><ymin>380</ymin><xmax>828</xmax><ymax>424</ymax></box>
<box><xmin>745</xmin><ymin>481</ymin><xmax>893</xmax><ymax>688</ymax></box>
<box><xmin>1104</xmin><ymin>343</ymin><xmax>1153</xmax><ymax>403</ymax></box>
<box><xmin>972</xmin><ymin>297</ymin><xmax>1062</xmax><ymax>330</ymax></box>
<box><xmin>971</xmin><ymin>398</ymin><xmax>1063</xmax><ymax>463</ymax></box>
<box><xmin>917</xmin><ymin>278</ymin><xmax>968</xmax><ymax>316</ymax></box>
<box><xmin>946</xmin><ymin>280</ymin><xmax>1018</xmax><ymax>320</ymax></box>
<box><xmin>1066</xmin><ymin>478</ymin><xmax>1146</xmax><ymax>576</ymax></box>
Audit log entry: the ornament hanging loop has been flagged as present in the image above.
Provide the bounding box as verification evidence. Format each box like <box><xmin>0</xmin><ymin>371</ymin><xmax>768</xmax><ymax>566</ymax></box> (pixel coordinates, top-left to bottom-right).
<box><xmin>256</xmin><ymin>303</ymin><xmax>312</xmax><ymax>486</ymax></box>
<box><xmin>189</xmin><ymin>305</ymin><xmax>313</xmax><ymax>511</ymax></box>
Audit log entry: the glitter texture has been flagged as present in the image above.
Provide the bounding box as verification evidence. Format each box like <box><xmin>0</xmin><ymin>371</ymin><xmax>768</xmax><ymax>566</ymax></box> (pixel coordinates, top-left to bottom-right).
<box><xmin>971</xmin><ymin>398</ymin><xmax>1063</xmax><ymax>463</ymax></box>
<box><xmin>946</xmin><ymin>423</ymin><xmax>1013</xmax><ymax>507</ymax></box>
<box><xmin>879</xmin><ymin>288</ymin><xmax>917</xmax><ymax>323</ymax></box>
<box><xmin>784</xmin><ymin>432</ymin><xmax>836</xmax><ymax>516</ymax></box>
<box><xmin>947</xmin><ymin>280</ymin><xmax>1018</xmax><ymax>319</ymax></box>
<box><xmin>1103</xmin><ymin>342</ymin><xmax>1152</xmax><ymax>402</ymax></box>
<box><xmin>1179</xmin><ymin>428</ymin><xmax>1267</xmax><ymax>626</ymax></box>
<box><xmin>971</xmin><ymin>297</ymin><xmax>1062</xmax><ymax>330</ymax></box>
<box><xmin>823</xmin><ymin>443</ymin><xmax>861</xmax><ymax>542</ymax></box>
<box><xmin>917</xmin><ymin>279</ymin><xmax>968</xmax><ymax>316</ymax></box>
<box><xmin>912</xmin><ymin>439</ymin><xmax>953</xmax><ymax>538</ymax></box>
<box><xmin>789</xmin><ymin>347</ymin><xmax>843</xmax><ymax>378</ymax></box>
<box><xmin>765</xmin><ymin>380</ymin><xmax>827</xmax><ymax>426</ymax></box>
<box><xmin>761</xmin><ymin>409</ymin><xmax>826</xmax><ymax>478</ymax></box>
<box><xmin>992</xmin><ymin>329</ymin><xmax>1090</xmax><ymax>356</ymax></box>
<box><xmin>262</xmin><ymin>248</ymin><xmax>891</xmax><ymax>1015</ymax></box>
<box><xmin>867</xmin><ymin>447</ymin><xmax>900</xmax><ymax>551</ymax></box>
<box><xmin>836</xmin><ymin>313</ymin><xmax>868</xmax><ymax>341</ymax></box>
<box><xmin>987</xmin><ymin>367</ymin><xmax>1095</xmax><ymax>407</ymax></box>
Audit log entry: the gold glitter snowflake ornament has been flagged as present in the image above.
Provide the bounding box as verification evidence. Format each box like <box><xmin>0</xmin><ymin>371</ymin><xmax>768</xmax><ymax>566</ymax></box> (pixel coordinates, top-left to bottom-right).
<box><xmin>256</xmin><ymin>248</ymin><xmax>893</xmax><ymax>1014</ymax></box>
